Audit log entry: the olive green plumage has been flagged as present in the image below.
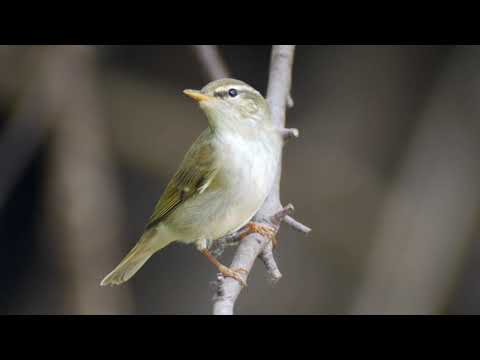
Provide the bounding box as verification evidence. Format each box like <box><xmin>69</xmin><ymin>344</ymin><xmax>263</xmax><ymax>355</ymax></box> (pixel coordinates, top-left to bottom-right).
<box><xmin>100</xmin><ymin>79</ymin><xmax>282</xmax><ymax>286</ymax></box>
<box><xmin>146</xmin><ymin>130</ymin><xmax>218</xmax><ymax>230</ymax></box>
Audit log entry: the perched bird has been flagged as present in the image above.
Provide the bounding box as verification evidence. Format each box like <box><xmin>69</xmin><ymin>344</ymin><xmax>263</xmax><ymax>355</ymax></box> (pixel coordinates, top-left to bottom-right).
<box><xmin>100</xmin><ymin>78</ymin><xmax>282</xmax><ymax>287</ymax></box>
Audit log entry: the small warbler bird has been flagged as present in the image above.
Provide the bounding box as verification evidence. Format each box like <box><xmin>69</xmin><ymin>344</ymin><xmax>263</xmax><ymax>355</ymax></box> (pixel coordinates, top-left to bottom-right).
<box><xmin>100</xmin><ymin>78</ymin><xmax>282</xmax><ymax>287</ymax></box>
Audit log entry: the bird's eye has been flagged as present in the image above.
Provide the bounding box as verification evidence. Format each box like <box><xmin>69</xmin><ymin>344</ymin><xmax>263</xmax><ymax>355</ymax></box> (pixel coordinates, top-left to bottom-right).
<box><xmin>228</xmin><ymin>88</ymin><xmax>238</xmax><ymax>98</ymax></box>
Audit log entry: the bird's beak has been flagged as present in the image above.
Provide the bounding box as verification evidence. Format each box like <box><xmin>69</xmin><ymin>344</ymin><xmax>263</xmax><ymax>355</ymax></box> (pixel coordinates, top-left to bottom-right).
<box><xmin>183</xmin><ymin>89</ymin><xmax>213</xmax><ymax>103</ymax></box>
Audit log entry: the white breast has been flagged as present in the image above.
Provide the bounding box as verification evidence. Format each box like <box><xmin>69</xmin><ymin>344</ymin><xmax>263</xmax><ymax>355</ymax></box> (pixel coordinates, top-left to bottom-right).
<box><xmin>166</xmin><ymin>128</ymin><xmax>281</xmax><ymax>243</ymax></box>
<box><xmin>211</xmin><ymin>131</ymin><xmax>280</xmax><ymax>238</ymax></box>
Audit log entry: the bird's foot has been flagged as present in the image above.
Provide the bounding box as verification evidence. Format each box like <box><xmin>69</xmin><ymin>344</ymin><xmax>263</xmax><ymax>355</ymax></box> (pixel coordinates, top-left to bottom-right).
<box><xmin>218</xmin><ymin>265</ymin><xmax>248</xmax><ymax>287</ymax></box>
<box><xmin>242</xmin><ymin>222</ymin><xmax>278</xmax><ymax>248</ymax></box>
<box><xmin>200</xmin><ymin>248</ymin><xmax>248</xmax><ymax>287</ymax></box>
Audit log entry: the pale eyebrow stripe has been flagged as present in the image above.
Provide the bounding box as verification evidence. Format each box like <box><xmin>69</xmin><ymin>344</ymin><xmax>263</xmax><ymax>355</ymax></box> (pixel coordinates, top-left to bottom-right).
<box><xmin>214</xmin><ymin>85</ymin><xmax>260</xmax><ymax>97</ymax></box>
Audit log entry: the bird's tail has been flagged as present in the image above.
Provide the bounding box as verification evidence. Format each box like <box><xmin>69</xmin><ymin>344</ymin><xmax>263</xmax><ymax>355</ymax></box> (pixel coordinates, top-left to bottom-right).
<box><xmin>100</xmin><ymin>228</ymin><xmax>172</xmax><ymax>286</ymax></box>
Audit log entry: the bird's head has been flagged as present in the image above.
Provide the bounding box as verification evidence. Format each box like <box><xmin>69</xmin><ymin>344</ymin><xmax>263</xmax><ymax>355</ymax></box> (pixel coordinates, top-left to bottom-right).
<box><xmin>183</xmin><ymin>78</ymin><xmax>271</xmax><ymax>135</ymax></box>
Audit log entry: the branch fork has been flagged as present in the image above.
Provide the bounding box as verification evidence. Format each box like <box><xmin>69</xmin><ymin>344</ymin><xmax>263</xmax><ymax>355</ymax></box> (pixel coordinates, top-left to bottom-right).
<box><xmin>211</xmin><ymin>204</ymin><xmax>295</xmax><ymax>258</ymax></box>
<box><xmin>213</xmin><ymin>204</ymin><xmax>297</xmax><ymax>295</ymax></box>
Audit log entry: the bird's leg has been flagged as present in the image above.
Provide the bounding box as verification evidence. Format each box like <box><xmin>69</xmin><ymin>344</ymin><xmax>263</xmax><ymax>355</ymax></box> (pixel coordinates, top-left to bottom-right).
<box><xmin>240</xmin><ymin>222</ymin><xmax>278</xmax><ymax>248</ymax></box>
<box><xmin>199</xmin><ymin>248</ymin><xmax>248</xmax><ymax>287</ymax></box>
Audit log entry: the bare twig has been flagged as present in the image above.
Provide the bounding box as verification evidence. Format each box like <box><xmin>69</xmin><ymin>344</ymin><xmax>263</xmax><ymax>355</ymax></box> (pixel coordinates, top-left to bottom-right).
<box><xmin>0</xmin><ymin>47</ymin><xmax>52</xmax><ymax>211</ymax></box>
<box><xmin>213</xmin><ymin>204</ymin><xmax>295</xmax><ymax>315</ymax></box>
<box><xmin>259</xmin><ymin>241</ymin><xmax>283</xmax><ymax>283</ymax></box>
<box><xmin>287</xmin><ymin>94</ymin><xmax>295</xmax><ymax>108</ymax></box>
<box><xmin>0</xmin><ymin>88</ymin><xmax>47</xmax><ymax>210</ymax></box>
<box><xmin>192</xmin><ymin>45</ymin><xmax>230</xmax><ymax>80</ymax></box>
<box><xmin>211</xmin><ymin>45</ymin><xmax>311</xmax><ymax>315</ymax></box>
<box><xmin>278</xmin><ymin>127</ymin><xmax>300</xmax><ymax>141</ymax></box>
<box><xmin>284</xmin><ymin>215</ymin><xmax>312</xmax><ymax>234</ymax></box>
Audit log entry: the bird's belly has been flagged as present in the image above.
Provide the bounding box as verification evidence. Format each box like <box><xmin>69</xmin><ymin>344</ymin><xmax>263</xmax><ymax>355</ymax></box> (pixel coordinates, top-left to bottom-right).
<box><xmin>168</xmin><ymin>173</ymin><xmax>269</xmax><ymax>242</ymax></box>
<box><xmin>167</xmin><ymin>141</ymin><xmax>277</xmax><ymax>242</ymax></box>
<box><xmin>210</xmin><ymin>182</ymin><xmax>266</xmax><ymax>239</ymax></box>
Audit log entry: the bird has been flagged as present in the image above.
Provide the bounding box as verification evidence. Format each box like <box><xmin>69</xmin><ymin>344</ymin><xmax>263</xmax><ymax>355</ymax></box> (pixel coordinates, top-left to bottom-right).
<box><xmin>100</xmin><ymin>78</ymin><xmax>282</xmax><ymax>287</ymax></box>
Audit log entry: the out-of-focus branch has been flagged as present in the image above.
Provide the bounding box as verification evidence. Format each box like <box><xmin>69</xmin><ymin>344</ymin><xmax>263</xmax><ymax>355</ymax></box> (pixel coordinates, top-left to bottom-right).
<box><xmin>192</xmin><ymin>45</ymin><xmax>230</xmax><ymax>81</ymax></box>
<box><xmin>211</xmin><ymin>45</ymin><xmax>311</xmax><ymax>315</ymax></box>
<box><xmin>0</xmin><ymin>47</ymin><xmax>52</xmax><ymax>210</ymax></box>
<box><xmin>42</xmin><ymin>46</ymin><xmax>133</xmax><ymax>314</ymax></box>
<box><xmin>0</xmin><ymin>91</ymin><xmax>46</xmax><ymax>210</ymax></box>
<box><xmin>351</xmin><ymin>46</ymin><xmax>480</xmax><ymax>315</ymax></box>
<box><xmin>283</xmin><ymin>215</ymin><xmax>312</xmax><ymax>234</ymax></box>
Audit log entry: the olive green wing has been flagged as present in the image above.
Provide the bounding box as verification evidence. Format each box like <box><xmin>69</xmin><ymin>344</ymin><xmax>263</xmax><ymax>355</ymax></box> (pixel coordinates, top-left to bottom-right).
<box><xmin>145</xmin><ymin>131</ymin><xmax>218</xmax><ymax>230</ymax></box>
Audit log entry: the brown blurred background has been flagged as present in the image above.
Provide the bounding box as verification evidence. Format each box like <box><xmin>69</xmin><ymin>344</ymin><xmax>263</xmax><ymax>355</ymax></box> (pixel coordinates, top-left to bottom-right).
<box><xmin>1</xmin><ymin>45</ymin><xmax>480</xmax><ymax>315</ymax></box>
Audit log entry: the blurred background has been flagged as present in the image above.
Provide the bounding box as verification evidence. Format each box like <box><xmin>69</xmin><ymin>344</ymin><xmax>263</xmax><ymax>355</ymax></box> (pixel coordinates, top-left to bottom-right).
<box><xmin>1</xmin><ymin>45</ymin><xmax>480</xmax><ymax>315</ymax></box>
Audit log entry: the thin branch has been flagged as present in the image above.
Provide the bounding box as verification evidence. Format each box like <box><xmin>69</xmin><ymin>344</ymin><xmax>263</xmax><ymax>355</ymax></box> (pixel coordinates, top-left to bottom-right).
<box><xmin>0</xmin><ymin>88</ymin><xmax>47</xmax><ymax>210</ymax></box>
<box><xmin>278</xmin><ymin>127</ymin><xmax>300</xmax><ymax>141</ymax></box>
<box><xmin>192</xmin><ymin>45</ymin><xmax>230</xmax><ymax>80</ymax></box>
<box><xmin>259</xmin><ymin>241</ymin><xmax>282</xmax><ymax>283</ymax></box>
<box><xmin>0</xmin><ymin>47</ymin><xmax>51</xmax><ymax>211</ymax></box>
<box><xmin>212</xmin><ymin>45</ymin><xmax>311</xmax><ymax>315</ymax></box>
<box><xmin>284</xmin><ymin>215</ymin><xmax>312</xmax><ymax>234</ymax></box>
<box><xmin>287</xmin><ymin>94</ymin><xmax>295</xmax><ymax>108</ymax></box>
<box><xmin>270</xmin><ymin>203</ymin><xmax>295</xmax><ymax>226</ymax></box>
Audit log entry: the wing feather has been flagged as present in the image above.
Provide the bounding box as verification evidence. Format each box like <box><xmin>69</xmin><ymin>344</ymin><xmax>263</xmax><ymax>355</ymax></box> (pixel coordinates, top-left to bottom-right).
<box><xmin>145</xmin><ymin>130</ymin><xmax>218</xmax><ymax>230</ymax></box>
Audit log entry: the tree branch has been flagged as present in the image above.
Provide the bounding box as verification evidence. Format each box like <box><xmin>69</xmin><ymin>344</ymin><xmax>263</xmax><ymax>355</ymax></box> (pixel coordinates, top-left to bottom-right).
<box><xmin>278</xmin><ymin>127</ymin><xmax>300</xmax><ymax>141</ymax></box>
<box><xmin>0</xmin><ymin>47</ymin><xmax>52</xmax><ymax>211</ymax></box>
<box><xmin>284</xmin><ymin>215</ymin><xmax>312</xmax><ymax>234</ymax></box>
<box><xmin>210</xmin><ymin>45</ymin><xmax>311</xmax><ymax>315</ymax></box>
<box><xmin>192</xmin><ymin>45</ymin><xmax>230</xmax><ymax>80</ymax></box>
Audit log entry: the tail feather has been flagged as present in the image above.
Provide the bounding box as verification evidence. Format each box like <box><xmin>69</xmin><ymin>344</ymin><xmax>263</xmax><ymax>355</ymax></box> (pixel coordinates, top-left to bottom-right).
<box><xmin>100</xmin><ymin>228</ymin><xmax>172</xmax><ymax>286</ymax></box>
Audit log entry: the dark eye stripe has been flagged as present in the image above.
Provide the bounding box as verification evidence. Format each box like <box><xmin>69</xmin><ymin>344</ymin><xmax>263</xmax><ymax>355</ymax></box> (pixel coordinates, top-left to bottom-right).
<box><xmin>214</xmin><ymin>89</ymin><xmax>248</xmax><ymax>98</ymax></box>
<box><xmin>214</xmin><ymin>90</ymin><xmax>227</xmax><ymax>98</ymax></box>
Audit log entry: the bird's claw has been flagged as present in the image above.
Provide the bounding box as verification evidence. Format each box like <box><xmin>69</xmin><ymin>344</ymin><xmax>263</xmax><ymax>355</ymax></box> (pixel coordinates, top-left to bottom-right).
<box><xmin>243</xmin><ymin>222</ymin><xmax>278</xmax><ymax>248</ymax></box>
<box><xmin>218</xmin><ymin>265</ymin><xmax>248</xmax><ymax>287</ymax></box>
